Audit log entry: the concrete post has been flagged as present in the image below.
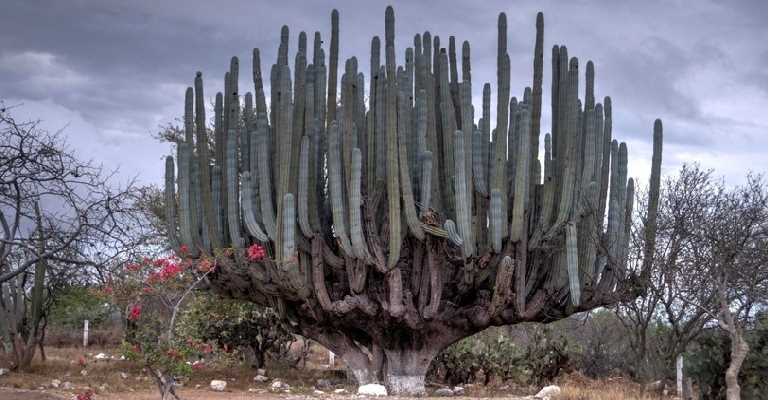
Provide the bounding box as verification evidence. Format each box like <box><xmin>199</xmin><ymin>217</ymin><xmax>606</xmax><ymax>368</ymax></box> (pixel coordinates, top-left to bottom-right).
<box><xmin>83</xmin><ymin>319</ymin><xmax>89</xmax><ymax>348</ymax></box>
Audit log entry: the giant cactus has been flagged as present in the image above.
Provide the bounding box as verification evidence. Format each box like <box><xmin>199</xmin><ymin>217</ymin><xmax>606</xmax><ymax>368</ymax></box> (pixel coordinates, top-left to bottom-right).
<box><xmin>163</xmin><ymin>8</ymin><xmax>663</xmax><ymax>395</ymax></box>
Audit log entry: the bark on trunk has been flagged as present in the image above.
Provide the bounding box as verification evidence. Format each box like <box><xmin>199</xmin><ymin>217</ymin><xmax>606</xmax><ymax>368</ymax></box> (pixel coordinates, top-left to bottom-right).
<box><xmin>725</xmin><ymin>329</ymin><xmax>749</xmax><ymax>400</ymax></box>
<box><xmin>382</xmin><ymin>348</ymin><xmax>439</xmax><ymax>395</ymax></box>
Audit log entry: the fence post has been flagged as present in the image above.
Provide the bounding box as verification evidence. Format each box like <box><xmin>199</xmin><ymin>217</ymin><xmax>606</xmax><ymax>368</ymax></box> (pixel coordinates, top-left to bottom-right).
<box><xmin>328</xmin><ymin>350</ymin><xmax>335</xmax><ymax>368</ymax></box>
<box><xmin>676</xmin><ymin>353</ymin><xmax>684</xmax><ymax>397</ymax></box>
<box><xmin>83</xmin><ymin>319</ymin><xmax>89</xmax><ymax>348</ymax></box>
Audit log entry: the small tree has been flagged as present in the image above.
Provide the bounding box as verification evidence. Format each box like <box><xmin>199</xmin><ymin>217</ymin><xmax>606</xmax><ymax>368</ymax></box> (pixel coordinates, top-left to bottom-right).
<box><xmin>114</xmin><ymin>244</ymin><xmax>269</xmax><ymax>400</ymax></box>
<box><xmin>0</xmin><ymin>105</ymin><xmax>152</xmax><ymax>369</ymax></box>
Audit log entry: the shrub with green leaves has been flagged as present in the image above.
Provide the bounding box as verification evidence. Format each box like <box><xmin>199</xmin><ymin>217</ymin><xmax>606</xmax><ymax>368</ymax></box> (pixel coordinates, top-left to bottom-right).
<box><xmin>428</xmin><ymin>326</ymin><xmax>568</xmax><ymax>386</ymax></box>
<box><xmin>175</xmin><ymin>294</ymin><xmax>294</xmax><ymax>369</ymax></box>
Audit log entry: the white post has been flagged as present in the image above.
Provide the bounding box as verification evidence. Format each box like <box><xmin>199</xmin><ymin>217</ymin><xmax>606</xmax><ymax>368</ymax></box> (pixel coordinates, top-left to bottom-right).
<box><xmin>328</xmin><ymin>351</ymin><xmax>335</xmax><ymax>368</ymax></box>
<box><xmin>676</xmin><ymin>353</ymin><xmax>684</xmax><ymax>397</ymax></box>
<box><xmin>83</xmin><ymin>319</ymin><xmax>89</xmax><ymax>348</ymax></box>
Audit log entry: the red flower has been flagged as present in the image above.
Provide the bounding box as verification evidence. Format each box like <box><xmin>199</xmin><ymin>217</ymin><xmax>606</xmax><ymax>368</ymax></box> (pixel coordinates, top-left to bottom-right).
<box><xmin>101</xmin><ymin>286</ymin><xmax>113</xmax><ymax>296</ymax></box>
<box><xmin>179</xmin><ymin>244</ymin><xmax>189</xmax><ymax>255</ymax></box>
<box><xmin>128</xmin><ymin>304</ymin><xmax>142</xmax><ymax>321</ymax></box>
<box><xmin>246</xmin><ymin>244</ymin><xmax>266</xmax><ymax>262</ymax></box>
<box><xmin>192</xmin><ymin>360</ymin><xmax>205</xmax><ymax>370</ymax></box>
<box><xmin>159</xmin><ymin>262</ymin><xmax>182</xmax><ymax>280</ymax></box>
<box><xmin>77</xmin><ymin>355</ymin><xmax>87</xmax><ymax>367</ymax></box>
<box><xmin>126</xmin><ymin>263</ymin><xmax>141</xmax><ymax>272</ymax></box>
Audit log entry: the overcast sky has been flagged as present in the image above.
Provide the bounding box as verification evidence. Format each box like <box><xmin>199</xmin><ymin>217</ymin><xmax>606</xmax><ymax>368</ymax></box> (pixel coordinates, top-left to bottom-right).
<box><xmin>1</xmin><ymin>0</ymin><xmax>766</xmax><ymax>189</ymax></box>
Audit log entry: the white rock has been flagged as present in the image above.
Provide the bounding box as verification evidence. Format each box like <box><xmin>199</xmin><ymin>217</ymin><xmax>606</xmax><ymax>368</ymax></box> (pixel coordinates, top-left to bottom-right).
<box><xmin>535</xmin><ymin>385</ymin><xmax>561</xmax><ymax>399</ymax></box>
<box><xmin>313</xmin><ymin>389</ymin><xmax>325</xmax><ymax>395</ymax></box>
<box><xmin>357</xmin><ymin>384</ymin><xmax>387</xmax><ymax>396</ymax></box>
<box><xmin>195</xmin><ymin>384</ymin><xmax>201</xmax><ymax>389</ymax></box>
<box><xmin>120</xmin><ymin>372</ymin><xmax>129</xmax><ymax>379</ymax></box>
<box><xmin>62</xmin><ymin>382</ymin><xmax>73</xmax><ymax>390</ymax></box>
<box><xmin>80</xmin><ymin>369</ymin><xmax>88</xmax><ymax>376</ymax></box>
<box><xmin>256</xmin><ymin>368</ymin><xmax>267</xmax><ymax>376</ymax></box>
<box><xmin>50</xmin><ymin>379</ymin><xmax>61</xmax><ymax>388</ymax></box>
<box><xmin>94</xmin><ymin>353</ymin><xmax>109</xmax><ymax>360</ymax></box>
<box><xmin>333</xmin><ymin>388</ymin><xmax>348</xmax><ymax>394</ymax></box>
<box><xmin>270</xmin><ymin>380</ymin><xmax>285</xmax><ymax>390</ymax></box>
<box><xmin>253</xmin><ymin>374</ymin><xmax>269</xmax><ymax>383</ymax></box>
<box><xmin>434</xmin><ymin>387</ymin><xmax>454</xmax><ymax>396</ymax></box>
<box><xmin>210</xmin><ymin>380</ymin><xmax>228</xmax><ymax>392</ymax></box>
<box><xmin>452</xmin><ymin>386</ymin><xmax>465</xmax><ymax>395</ymax></box>
<box><xmin>0</xmin><ymin>368</ymin><xmax>8</xmax><ymax>376</ymax></box>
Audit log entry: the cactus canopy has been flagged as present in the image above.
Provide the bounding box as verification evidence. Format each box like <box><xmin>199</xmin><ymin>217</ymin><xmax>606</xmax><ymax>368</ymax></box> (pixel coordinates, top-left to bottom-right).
<box><xmin>163</xmin><ymin>7</ymin><xmax>663</xmax><ymax>395</ymax></box>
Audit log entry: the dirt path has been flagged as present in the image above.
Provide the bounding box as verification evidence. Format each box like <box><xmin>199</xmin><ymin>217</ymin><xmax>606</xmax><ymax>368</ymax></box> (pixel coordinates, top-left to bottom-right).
<box><xmin>0</xmin><ymin>386</ymin><xmax>541</xmax><ymax>400</ymax></box>
<box><xmin>0</xmin><ymin>387</ymin><xmax>68</xmax><ymax>400</ymax></box>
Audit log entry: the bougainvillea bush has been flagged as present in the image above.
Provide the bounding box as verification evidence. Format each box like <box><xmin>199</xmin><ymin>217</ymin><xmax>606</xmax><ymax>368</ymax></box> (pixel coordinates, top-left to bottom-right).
<box><xmin>108</xmin><ymin>243</ymin><xmax>267</xmax><ymax>400</ymax></box>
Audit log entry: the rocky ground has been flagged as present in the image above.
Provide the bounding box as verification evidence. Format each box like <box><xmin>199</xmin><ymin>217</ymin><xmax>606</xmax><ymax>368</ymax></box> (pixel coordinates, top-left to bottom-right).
<box><xmin>0</xmin><ymin>347</ymin><xmax>675</xmax><ymax>400</ymax></box>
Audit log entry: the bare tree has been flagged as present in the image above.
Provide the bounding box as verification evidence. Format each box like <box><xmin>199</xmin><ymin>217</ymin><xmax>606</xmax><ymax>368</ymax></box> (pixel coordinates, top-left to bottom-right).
<box><xmin>687</xmin><ymin>173</ymin><xmax>767</xmax><ymax>400</ymax></box>
<box><xmin>617</xmin><ymin>165</ymin><xmax>717</xmax><ymax>380</ymax></box>
<box><xmin>0</xmin><ymin>105</ymin><xmax>156</xmax><ymax>369</ymax></box>
<box><xmin>618</xmin><ymin>164</ymin><xmax>767</xmax><ymax>399</ymax></box>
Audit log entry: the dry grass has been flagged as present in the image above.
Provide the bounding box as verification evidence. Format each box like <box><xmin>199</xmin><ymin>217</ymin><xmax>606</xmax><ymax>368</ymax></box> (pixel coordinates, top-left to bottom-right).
<box><xmin>553</xmin><ymin>372</ymin><xmax>675</xmax><ymax>400</ymax></box>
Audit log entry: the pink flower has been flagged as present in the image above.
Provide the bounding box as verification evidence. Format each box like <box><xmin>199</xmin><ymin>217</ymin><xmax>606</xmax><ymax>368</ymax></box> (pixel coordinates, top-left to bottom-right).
<box><xmin>126</xmin><ymin>263</ymin><xmax>141</xmax><ymax>272</ymax></box>
<box><xmin>179</xmin><ymin>244</ymin><xmax>189</xmax><ymax>255</ymax></box>
<box><xmin>159</xmin><ymin>262</ymin><xmax>182</xmax><ymax>280</ymax></box>
<box><xmin>128</xmin><ymin>304</ymin><xmax>142</xmax><ymax>321</ymax></box>
<box><xmin>246</xmin><ymin>244</ymin><xmax>266</xmax><ymax>262</ymax></box>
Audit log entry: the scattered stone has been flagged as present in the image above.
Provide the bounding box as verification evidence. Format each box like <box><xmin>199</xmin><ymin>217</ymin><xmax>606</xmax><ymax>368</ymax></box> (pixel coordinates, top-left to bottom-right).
<box><xmin>80</xmin><ymin>369</ymin><xmax>88</xmax><ymax>376</ymax></box>
<box><xmin>333</xmin><ymin>388</ymin><xmax>348</xmax><ymax>394</ymax></box>
<box><xmin>210</xmin><ymin>380</ymin><xmax>228</xmax><ymax>392</ymax></box>
<box><xmin>0</xmin><ymin>368</ymin><xmax>8</xmax><ymax>376</ymax></box>
<box><xmin>434</xmin><ymin>387</ymin><xmax>454</xmax><ymax>396</ymax></box>
<box><xmin>315</xmin><ymin>378</ymin><xmax>332</xmax><ymax>390</ymax></box>
<box><xmin>50</xmin><ymin>379</ymin><xmax>61</xmax><ymax>389</ymax></box>
<box><xmin>270</xmin><ymin>380</ymin><xmax>290</xmax><ymax>391</ymax></box>
<box><xmin>62</xmin><ymin>382</ymin><xmax>73</xmax><ymax>390</ymax></box>
<box><xmin>534</xmin><ymin>385</ymin><xmax>561</xmax><ymax>399</ymax></box>
<box><xmin>94</xmin><ymin>353</ymin><xmax>109</xmax><ymax>360</ymax></box>
<box><xmin>357</xmin><ymin>384</ymin><xmax>387</xmax><ymax>396</ymax></box>
<box><xmin>313</xmin><ymin>389</ymin><xmax>325</xmax><ymax>395</ymax></box>
<box><xmin>99</xmin><ymin>384</ymin><xmax>109</xmax><ymax>392</ymax></box>
<box><xmin>195</xmin><ymin>384</ymin><xmax>201</xmax><ymax>389</ymax></box>
<box><xmin>120</xmin><ymin>372</ymin><xmax>129</xmax><ymax>379</ymax></box>
<box><xmin>253</xmin><ymin>374</ymin><xmax>269</xmax><ymax>383</ymax></box>
<box><xmin>256</xmin><ymin>368</ymin><xmax>266</xmax><ymax>376</ymax></box>
<box><xmin>37</xmin><ymin>386</ymin><xmax>45</xmax><ymax>390</ymax></box>
<box><xmin>452</xmin><ymin>386</ymin><xmax>465</xmax><ymax>395</ymax></box>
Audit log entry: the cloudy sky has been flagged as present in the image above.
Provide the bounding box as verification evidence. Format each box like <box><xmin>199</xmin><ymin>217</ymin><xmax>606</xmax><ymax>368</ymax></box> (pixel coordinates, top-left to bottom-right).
<box><xmin>1</xmin><ymin>0</ymin><xmax>766</xmax><ymax>189</ymax></box>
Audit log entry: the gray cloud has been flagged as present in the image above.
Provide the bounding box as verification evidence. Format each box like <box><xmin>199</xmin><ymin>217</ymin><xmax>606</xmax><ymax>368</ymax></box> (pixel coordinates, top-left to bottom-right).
<box><xmin>0</xmin><ymin>0</ymin><xmax>766</xmax><ymax>187</ymax></box>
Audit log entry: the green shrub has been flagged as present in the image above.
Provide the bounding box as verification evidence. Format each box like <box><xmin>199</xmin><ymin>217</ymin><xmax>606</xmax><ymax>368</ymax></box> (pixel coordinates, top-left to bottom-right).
<box><xmin>175</xmin><ymin>293</ymin><xmax>294</xmax><ymax>369</ymax></box>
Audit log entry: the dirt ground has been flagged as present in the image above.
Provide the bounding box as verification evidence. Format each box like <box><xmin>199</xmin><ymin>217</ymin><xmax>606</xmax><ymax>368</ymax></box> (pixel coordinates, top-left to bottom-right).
<box><xmin>0</xmin><ymin>346</ymin><xmax>674</xmax><ymax>400</ymax></box>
